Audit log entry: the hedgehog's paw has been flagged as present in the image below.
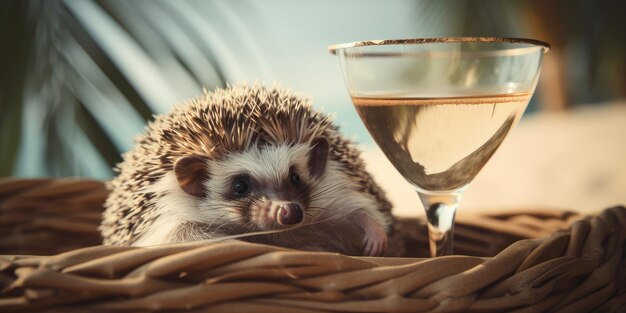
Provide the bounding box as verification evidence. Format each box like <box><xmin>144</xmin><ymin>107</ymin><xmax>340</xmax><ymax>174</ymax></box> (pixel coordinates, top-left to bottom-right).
<box><xmin>361</xmin><ymin>221</ymin><xmax>388</xmax><ymax>257</ymax></box>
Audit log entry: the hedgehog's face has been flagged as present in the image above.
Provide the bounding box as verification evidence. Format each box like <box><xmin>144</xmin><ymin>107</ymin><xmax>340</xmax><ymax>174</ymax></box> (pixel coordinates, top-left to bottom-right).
<box><xmin>173</xmin><ymin>138</ymin><xmax>329</xmax><ymax>231</ymax></box>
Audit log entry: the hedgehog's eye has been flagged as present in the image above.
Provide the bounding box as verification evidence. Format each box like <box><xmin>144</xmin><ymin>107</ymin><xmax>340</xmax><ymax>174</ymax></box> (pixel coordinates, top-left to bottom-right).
<box><xmin>289</xmin><ymin>166</ymin><xmax>300</xmax><ymax>186</ymax></box>
<box><xmin>290</xmin><ymin>172</ymin><xmax>300</xmax><ymax>186</ymax></box>
<box><xmin>233</xmin><ymin>179</ymin><xmax>250</xmax><ymax>196</ymax></box>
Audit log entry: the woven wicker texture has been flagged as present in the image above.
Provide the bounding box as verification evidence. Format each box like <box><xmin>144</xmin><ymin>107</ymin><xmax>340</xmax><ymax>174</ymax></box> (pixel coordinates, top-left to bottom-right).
<box><xmin>0</xmin><ymin>179</ymin><xmax>624</xmax><ymax>312</ymax></box>
<box><xmin>0</xmin><ymin>179</ymin><xmax>105</xmax><ymax>255</ymax></box>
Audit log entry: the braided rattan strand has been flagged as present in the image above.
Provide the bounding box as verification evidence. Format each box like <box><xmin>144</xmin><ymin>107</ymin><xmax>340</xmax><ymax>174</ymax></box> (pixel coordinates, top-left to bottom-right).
<box><xmin>0</xmin><ymin>178</ymin><xmax>105</xmax><ymax>255</ymax></box>
<box><xmin>0</xmin><ymin>178</ymin><xmax>624</xmax><ymax>312</ymax></box>
<box><xmin>1</xmin><ymin>178</ymin><xmax>574</xmax><ymax>257</ymax></box>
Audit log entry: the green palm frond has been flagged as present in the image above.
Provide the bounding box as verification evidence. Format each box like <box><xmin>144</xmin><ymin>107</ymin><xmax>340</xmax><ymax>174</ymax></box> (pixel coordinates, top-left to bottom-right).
<box><xmin>0</xmin><ymin>0</ymin><xmax>226</xmax><ymax>178</ymax></box>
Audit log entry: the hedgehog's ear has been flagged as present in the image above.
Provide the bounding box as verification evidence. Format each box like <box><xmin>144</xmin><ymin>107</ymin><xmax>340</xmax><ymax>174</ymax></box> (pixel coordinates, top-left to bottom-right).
<box><xmin>308</xmin><ymin>138</ymin><xmax>329</xmax><ymax>179</ymax></box>
<box><xmin>174</xmin><ymin>155</ymin><xmax>209</xmax><ymax>198</ymax></box>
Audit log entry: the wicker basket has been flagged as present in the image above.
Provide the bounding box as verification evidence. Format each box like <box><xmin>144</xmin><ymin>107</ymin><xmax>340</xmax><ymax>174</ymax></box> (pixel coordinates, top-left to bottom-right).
<box><xmin>0</xmin><ymin>178</ymin><xmax>624</xmax><ymax>312</ymax></box>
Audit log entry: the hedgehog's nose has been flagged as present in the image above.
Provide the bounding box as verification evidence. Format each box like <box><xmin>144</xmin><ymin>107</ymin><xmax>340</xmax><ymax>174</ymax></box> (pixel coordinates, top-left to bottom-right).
<box><xmin>277</xmin><ymin>203</ymin><xmax>303</xmax><ymax>225</ymax></box>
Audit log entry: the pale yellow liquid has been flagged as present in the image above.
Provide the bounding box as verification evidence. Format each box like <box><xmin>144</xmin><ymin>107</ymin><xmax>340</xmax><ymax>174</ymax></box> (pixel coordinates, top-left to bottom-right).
<box><xmin>353</xmin><ymin>93</ymin><xmax>530</xmax><ymax>191</ymax></box>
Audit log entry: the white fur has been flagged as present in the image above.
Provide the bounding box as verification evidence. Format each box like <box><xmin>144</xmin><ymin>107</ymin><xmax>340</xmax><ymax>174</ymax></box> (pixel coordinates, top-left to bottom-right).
<box><xmin>204</xmin><ymin>143</ymin><xmax>313</xmax><ymax>225</ymax></box>
<box><xmin>208</xmin><ymin>144</ymin><xmax>311</xmax><ymax>187</ymax></box>
<box><xmin>132</xmin><ymin>172</ymin><xmax>221</xmax><ymax>246</ymax></box>
<box><xmin>312</xmin><ymin>158</ymin><xmax>389</xmax><ymax>231</ymax></box>
<box><xmin>133</xmin><ymin>142</ymin><xmax>388</xmax><ymax>246</ymax></box>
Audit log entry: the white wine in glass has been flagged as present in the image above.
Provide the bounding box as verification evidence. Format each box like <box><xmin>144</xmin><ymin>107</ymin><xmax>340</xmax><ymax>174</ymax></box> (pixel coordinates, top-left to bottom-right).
<box><xmin>330</xmin><ymin>37</ymin><xmax>549</xmax><ymax>257</ymax></box>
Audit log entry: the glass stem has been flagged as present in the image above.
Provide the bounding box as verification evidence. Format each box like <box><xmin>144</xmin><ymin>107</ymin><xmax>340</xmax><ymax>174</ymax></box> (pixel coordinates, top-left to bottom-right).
<box><xmin>416</xmin><ymin>189</ymin><xmax>464</xmax><ymax>257</ymax></box>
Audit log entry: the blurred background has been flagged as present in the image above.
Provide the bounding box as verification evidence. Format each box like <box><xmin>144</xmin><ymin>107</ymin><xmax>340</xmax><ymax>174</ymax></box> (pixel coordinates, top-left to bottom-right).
<box><xmin>1</xmin><ymin>0</ymin><xmax>625</xmax><ymax>213</ymax></box>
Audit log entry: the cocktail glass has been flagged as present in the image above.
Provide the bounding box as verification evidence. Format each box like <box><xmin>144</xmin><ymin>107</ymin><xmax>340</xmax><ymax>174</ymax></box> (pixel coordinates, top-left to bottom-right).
<box><xmin>329</xmin><ymin>37</ymin><xmax>549</xmax><ymax>256</ymax></box>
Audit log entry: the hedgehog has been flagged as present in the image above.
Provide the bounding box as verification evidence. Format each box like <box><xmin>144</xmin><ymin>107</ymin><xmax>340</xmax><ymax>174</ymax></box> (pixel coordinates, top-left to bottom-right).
<box><xmin>101</xmin><ymin>84</ymin><xmax>397</xmax><ymax>256</ymax></box>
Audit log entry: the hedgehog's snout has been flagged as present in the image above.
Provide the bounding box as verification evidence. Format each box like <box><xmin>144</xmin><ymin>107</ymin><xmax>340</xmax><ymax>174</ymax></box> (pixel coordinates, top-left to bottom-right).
<box><xmin>251</xmin><ymin>198</ymin><xmax>304</xmax><ymax>229</ymax></box>
<box><xmin>277</xmin><ymin>203</ymin><xmax>303</xmax><ymax>225</ymax></box>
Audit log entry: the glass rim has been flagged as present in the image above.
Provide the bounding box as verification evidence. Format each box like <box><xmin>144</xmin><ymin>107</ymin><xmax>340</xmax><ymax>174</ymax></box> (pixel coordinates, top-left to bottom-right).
<box><xmin>327</xmin><ymin>37</ymin><xmax>550</xmax><ymax>54</ymax></box>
